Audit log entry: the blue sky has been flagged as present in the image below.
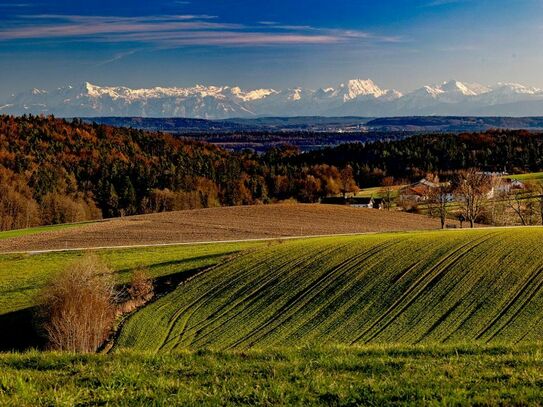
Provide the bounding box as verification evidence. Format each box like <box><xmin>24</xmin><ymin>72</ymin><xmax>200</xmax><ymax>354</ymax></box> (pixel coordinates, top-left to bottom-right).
<box><xmin>1</xmin><ymin>0</ymin><xmax>543</xmax><ymax>96</ymax></box>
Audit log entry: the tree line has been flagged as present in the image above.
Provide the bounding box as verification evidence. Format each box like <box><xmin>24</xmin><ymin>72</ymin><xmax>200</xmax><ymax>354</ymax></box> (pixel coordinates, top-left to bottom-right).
<box><xmin>2</xmin><ymin>115</ymin><xmax>543</xmax><ymax>231</ymax></box>
<box><xmin>0</xmin><ymin>115</ymin><xmax>360</xmax><ymax>230</ymax></box>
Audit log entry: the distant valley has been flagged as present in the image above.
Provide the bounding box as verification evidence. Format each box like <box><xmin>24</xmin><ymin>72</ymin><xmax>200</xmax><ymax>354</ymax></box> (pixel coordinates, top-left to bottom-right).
<box><xmin>88</xmin><ymin>115</ymin><xmax>543</xmax><ymax>133</ymax></box>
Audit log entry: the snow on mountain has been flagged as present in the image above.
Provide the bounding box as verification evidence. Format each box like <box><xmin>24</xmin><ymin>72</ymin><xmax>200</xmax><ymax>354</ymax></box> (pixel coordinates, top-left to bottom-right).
<box><xmin>332</xmin><ymin>79</ymin><xmax>391</xmax><ymax>101</ymax></box>
<box><xmin>2</xmin><ymin>79</ymin><xmax>543</xmax><ymax>118</ymax></box>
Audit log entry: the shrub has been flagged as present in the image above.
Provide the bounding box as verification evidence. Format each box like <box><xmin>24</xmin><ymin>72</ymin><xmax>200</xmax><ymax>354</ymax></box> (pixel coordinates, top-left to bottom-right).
<box><xmin>38</xmin><ymin>255</ymin><xmax>116</xmax><ymax>353</ymax></box>
<box><xmin>127</xmin><ymin>268</ymin><xmax>154</xmax><ymax>302</ymax></box>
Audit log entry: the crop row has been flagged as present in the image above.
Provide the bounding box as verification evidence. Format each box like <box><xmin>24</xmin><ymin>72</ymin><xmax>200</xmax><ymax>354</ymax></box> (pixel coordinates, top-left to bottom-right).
<box><xmin>116</xmin><ymin>228</ymin><xmax>543</xmax><ymax>351</ymax></box>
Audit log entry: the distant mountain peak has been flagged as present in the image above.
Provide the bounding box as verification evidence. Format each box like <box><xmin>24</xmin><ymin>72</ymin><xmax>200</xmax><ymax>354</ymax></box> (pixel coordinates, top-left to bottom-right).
<box><xmin>3</xmin><ymin>78</ymin><xmax>543</xmax><ymax>118</ymax></box>
<box><xmin>336</xmin><ymin>78</ymin><xmax>389</xmax><ymax>101</ymax></box>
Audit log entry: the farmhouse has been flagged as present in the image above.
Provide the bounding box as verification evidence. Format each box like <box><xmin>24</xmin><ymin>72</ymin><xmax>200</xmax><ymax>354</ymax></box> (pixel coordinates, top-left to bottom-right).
<box><xmin>399</xmin><ymin>178</ymin><xmax>453</xmax><ymax>202</ymax></box>
<box><xmin>321</xmin><ymin>196</ymin><xmax>384</xmax><ymax>209</ymax></box>
<box><xmin>493</xmin><ymin>178</ymin><xmax>525</xmax><ymax>194</ymax></box>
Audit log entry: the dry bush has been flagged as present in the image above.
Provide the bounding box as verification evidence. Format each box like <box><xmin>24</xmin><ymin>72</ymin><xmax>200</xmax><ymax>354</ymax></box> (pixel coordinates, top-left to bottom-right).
<box><xmin>116</xmin><ymin>268</ymin><xmax>154</xmax><ymax>316</ymax></box>
<box><xmin>38</xmin><ymin>255</ymin><xmax>116</xmax><ymax>353</ymax></box>
<box><xmin>127</xmin><ymin>268</ymin><xmax>154</xmax><ymax>302</ymax></box>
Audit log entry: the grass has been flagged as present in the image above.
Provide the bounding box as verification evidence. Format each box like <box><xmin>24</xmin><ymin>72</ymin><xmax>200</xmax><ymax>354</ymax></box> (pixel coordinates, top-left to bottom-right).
<box><xmin>0</xmin><ymin>241</ymin><xmax>264</xmax><ymax>316</ymax></box>
<box><xmin>2</xmin><ymin>344</ymin><xmax>543</xmax><ymax>405</ymax></box>
<box><xmin>505</xmin><ymin>172</ymin><xmax>543</xmax><ymax>182</ymax></box>
<box><xmin>0</xmin><ymin>222</ymin><xmax>93</xmax><ymax>240</ymax></box>
<box><xmin>117</xmin><ymin>228</ymin><xmax>543</xmax><ymax>352</ymax></box>
<box><xmin>356</xmin><ymin>185</ymin><xmax>403</xmax><ymax>199</ymax></box>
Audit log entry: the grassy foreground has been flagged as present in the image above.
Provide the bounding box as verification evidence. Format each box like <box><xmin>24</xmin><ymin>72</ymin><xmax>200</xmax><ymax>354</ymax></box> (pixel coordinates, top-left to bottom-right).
<box><xmin>118</xmin><ymin>228</ymin><xmax>543</xmax><ymax>351</ymax></box>
<box><xmin>2</xmin><ymin>344</ymin><xmax>543</xmax><ymax>405</ymax></box>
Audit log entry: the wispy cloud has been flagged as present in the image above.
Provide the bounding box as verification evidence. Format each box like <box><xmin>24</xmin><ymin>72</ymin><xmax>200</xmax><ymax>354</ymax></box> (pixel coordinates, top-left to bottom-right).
<box><xmin>0</xmin><ymin>2</ymin><xmax>30</xmax><ymax>7</ymax></box>
<box><xmin>94</xmin><ymin>49</ymin><xmax>140</xmax><ymax>67</ymax></box>
<box><xmin>0</xmin><ymin>14</ymin><xmax>403</xmax><ymax>47</ymax></box>
<box><xmin>424</xmin><ymin>0</ymin><xmax>470</xmax><ymax>7</ymax></box>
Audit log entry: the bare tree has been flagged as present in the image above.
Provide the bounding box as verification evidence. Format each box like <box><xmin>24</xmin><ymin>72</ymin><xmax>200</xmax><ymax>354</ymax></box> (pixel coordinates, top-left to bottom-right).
<box><xmin>380</xmin><ymin>176</ymin><xmax>396</xmax><ymax>210</ymax></box>
<box><xmin>127</xmin><ymin>268</ymin><xmax>154</xmax><ymax>302</ymax></box>
<box><xmin>501</xmin><ymin>180</ymin><xmax>539</xmax><ymax>226</ymax></box>
<box><xmin>506</xmin><ymin>189</ymin><xmax>529</xmax><ymax>225</ymax></box>
<box><xmin>427</xmin><ymin>181</ymin><xmax>451</xmax><ymax>229</ymax></box>
<box><xmin>38</xmin><ymin>255</ymin><xmax>116</xmax><ymax>353</ymax></box>
<box><xmin>523</xmin><ymin>181</ymin><xmax>543</xmax><ymax>226</ymax></box>
<box><xmin>454</xmin><ymin>169</ymin><xmax>492</xmax><ymax>228</ymax></box>
<box><xmin>536</xmin><ymin>184</ymin><xmax>543</xmax><ymax>226</ymax></box>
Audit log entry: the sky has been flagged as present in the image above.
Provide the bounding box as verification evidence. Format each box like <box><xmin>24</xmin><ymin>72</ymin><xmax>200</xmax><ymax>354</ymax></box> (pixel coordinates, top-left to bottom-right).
<box><xmin>1</xmin><ymin>0</ymin><xmax>543</xmax><ymax>97</ymax></box>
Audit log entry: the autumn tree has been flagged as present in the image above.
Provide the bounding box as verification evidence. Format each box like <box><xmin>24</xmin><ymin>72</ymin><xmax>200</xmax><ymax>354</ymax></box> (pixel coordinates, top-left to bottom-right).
<box><xmin>0</xmin><ymin>168</ymin><xmax>40</xmax><ymax>231</ymax></box>
<box><xmin>339</xmin><ymin>165</ymin><xmax>358</xmax><ymax>198</ymax></box>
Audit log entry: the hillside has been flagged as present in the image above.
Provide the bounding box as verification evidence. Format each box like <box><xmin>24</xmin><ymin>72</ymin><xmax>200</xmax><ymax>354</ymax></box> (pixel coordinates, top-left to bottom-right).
<box><xmin>0</xmin><ymin>204</ymin><xmax>443</xmax><ymax>253</ymax></box>
<box><xmin>0</xmin><ymin>115</ymin><xmax>375</xmax><ymax>231</ymax></box>
<box><xmin>117</xmin><ymin>228</ymin><xmax>543</xmax><ymax>351</ymax></box>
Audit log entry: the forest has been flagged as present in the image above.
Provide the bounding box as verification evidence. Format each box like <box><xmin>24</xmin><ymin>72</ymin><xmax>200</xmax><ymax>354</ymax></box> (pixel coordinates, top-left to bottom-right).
<box><xmin>1</xmin><ymin>114</ymin><xmax>543</xmax><ymax>231</ymax></box>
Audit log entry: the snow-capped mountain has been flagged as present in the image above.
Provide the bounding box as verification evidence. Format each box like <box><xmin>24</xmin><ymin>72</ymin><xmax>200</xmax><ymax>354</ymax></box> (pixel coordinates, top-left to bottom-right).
<box><xmin>3</xmin><ymin>79</ymin><xmax>543</xmax><ymax>119</ymax></box>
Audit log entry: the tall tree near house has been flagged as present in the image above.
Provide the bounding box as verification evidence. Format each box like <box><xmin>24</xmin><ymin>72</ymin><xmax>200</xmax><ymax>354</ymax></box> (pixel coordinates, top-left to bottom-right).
<box><xmin>454</xmin><ymin>169</ymin><xmax>492</xmax><ymax>228</ymax></box>
<box><xmin>380</xmin><ymin>176</ymin><xmax>396</xmax><ymax>210</ymax></box>
<box><xmin>427</xmin><ymin>180</ymin><xmax>451</xmax><ymax>229</ymax></box>
<box><xmin>339</xmin><ymin>165</ymin><xmax>358</xmax><ymax>198</ymax></box>
<box><xmin>499</xmin><ymin>180</ymin><xmax>538</xmax><ymax>226</ymax></box>
<box><xmin>505</xmin><ymin>188</ymin><xmax>529</xmax><ymax>226</ymax></box>
<box><xmin>533</xmin><ymin>182</ymin><xmax>543</xmax><ymax>226</ymax></box>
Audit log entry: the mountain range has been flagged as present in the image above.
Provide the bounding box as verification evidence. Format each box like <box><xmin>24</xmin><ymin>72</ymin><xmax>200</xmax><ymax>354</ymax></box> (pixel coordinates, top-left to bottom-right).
<box><xmin>3</xmin><ymin>79</ymin><xmax>543</xmax><ymax>119</ymax></box>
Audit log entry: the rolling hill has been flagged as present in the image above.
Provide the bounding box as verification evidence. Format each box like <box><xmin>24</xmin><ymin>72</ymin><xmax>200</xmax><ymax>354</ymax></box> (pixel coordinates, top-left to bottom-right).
<box><xmin>116</xmin><ymin>227</ymin><xmax>543</xmax><ymax>351</ymax></box>
<box><xmin>0</xmin><ymin>204</ymin><xmax>443</xmax><ymax>253</ymax></box>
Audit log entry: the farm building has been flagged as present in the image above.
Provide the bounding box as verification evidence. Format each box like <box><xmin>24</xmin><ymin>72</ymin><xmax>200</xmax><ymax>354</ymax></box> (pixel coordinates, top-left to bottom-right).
<box><xmin>399</xmin><ymin>178</ymin><xmax>454</xmax><ymax>203</ymax></box>
<box><xmin>489</xmin><ymin>178</ymin><xmax>526</xmax><ymax>197</ymax></box>
<box><xmin>321</xmin><ymin>196</ymin><xmax>384</xmax><ymax>209</ymax></box>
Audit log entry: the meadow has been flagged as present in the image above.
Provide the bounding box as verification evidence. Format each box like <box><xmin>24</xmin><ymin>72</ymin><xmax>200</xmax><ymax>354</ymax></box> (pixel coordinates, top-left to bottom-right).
<box><xmin>0</xmin><ymin>222</ymin><xmax>92</xmax><ymax>240</ymax></box>
<box><xmin>1</xmin><ymin>344</ymin><xmax>543</xmax><ymax>405</ymax></box>
<box><xmin>4</xmin><ymin>224</ymin><xmax>543</xmax><ymax>405</ymax></box>
<box><xmin>0</xmin><ymin>241</ymin><xmax>262</xmax><ymax>316</ymax></box>
<box><xmin>505</xmin><ymin>171</ymin><xmax>543</xmax><ymax>182</ymax></box>
<box><xmin>117</xmin><ymin>228</ymin><xmax>543</xmax><ymax>351</ymax></box>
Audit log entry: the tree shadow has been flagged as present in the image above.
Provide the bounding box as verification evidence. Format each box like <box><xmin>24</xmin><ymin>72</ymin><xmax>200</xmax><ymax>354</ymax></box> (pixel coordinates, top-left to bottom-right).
<box><xmin>0</xmin><ymin>307</ymin><xmax>46</xmax><ymax>352</ymax></box>
<box><xmin>0</xmin><ymin>265</ymin><xmax>209</xmax><ymax>352</ymax></box>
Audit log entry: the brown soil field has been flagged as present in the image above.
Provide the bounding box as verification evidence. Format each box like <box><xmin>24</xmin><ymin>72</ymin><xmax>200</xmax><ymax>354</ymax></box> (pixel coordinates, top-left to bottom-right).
<box><xmin>0</xmin><ymin>204</ymin><xmax>446</xmax><ymax>253</ymax></box>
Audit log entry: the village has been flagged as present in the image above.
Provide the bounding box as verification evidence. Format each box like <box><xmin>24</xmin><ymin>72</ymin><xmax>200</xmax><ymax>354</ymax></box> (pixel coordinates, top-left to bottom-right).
<box><xmin>321</xmin><ymin>171</ymin><xmax>539</xmax><ymax>227</ymax></box>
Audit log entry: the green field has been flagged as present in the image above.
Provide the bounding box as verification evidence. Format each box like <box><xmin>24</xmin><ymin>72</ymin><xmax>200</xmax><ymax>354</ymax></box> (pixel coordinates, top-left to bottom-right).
<box><xmin>1</xmin><ymin>344</ymin><xmax>543</xmax><ymax>405</ymax></box>
<box><xmin>356</xmin><ymin>185</ymin><xmax>403</xmax><ymax>199</ymax></box>
<box><xmin>0</xmin><ymin>241</ymin><xmax>263</xmax><ymax>316</ymax></box>
<box><xmin>117</xmin><ymin>228</ymin><xmax>543</xmax><ymax>351</ymax></box>
<box><xmin>506</xmin><ymin>172</ymin><xmax>543</xmax><ymax>182</ymax></box>
<box><xmin>4</xmin><ymin>228</ymin><xmax>543</xmax><ymax>405</ymax></box>
<box><xmin>0</xmin><ymin>222</ymin><xmax>95</xmax><ymax>241</ymax></box>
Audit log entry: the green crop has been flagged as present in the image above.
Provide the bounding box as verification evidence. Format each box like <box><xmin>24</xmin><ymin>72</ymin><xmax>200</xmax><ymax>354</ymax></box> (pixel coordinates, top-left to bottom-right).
<box><xmin>117</xmin><ymin>228</ymin><xmax>543</xmax><ymax>351</ymax></box>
